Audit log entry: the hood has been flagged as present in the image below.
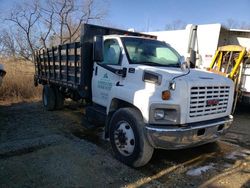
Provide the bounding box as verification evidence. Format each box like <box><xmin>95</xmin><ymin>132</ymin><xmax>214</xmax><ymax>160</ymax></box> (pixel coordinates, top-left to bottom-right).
<box><xmin>139</xmin><ymin>66</ymin><xmax>232</xmax><ymax>86</ymax></box>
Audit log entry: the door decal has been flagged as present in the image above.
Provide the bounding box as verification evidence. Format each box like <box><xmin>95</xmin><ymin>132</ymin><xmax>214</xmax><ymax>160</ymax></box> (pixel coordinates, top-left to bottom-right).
<box><xmin>97</xmin><ymin>73</ymin><xmax>113</xmax><ymax>100</ymax></box>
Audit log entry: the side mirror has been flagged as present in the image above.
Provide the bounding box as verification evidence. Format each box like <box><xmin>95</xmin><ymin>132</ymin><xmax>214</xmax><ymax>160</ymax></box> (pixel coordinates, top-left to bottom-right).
<box><xmin>93</xmin><ymin>36</ymin><xmax>104</xmax><ymax>62</ymax></box>
<box><xmin>181</xmin><ymin>61</ymin><xmax>189</xmax><ymax>72</ymax></box>
<box><xmin>189</xmin><ymin>49</ymin><xmax>196</xmax><ymax>68</ymax></box>
<box><xmin>180</xmin><ymin>56</ymin><xmax>189</xmax><ymax>72</ymax></box>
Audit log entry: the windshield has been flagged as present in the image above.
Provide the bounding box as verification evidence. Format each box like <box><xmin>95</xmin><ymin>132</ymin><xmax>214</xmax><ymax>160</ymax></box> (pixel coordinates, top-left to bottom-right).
<box><xmin>122</xmin><ymin>37</ymin><xmax>181</xmax><ymax>67</ymax></box>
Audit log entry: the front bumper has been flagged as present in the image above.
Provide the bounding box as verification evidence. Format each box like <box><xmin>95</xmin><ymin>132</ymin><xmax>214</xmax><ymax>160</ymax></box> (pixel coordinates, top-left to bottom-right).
<box><xmin>145</xmin><ymin>115</ymin><xmax>233</xmax><ymax>150</ymax></box>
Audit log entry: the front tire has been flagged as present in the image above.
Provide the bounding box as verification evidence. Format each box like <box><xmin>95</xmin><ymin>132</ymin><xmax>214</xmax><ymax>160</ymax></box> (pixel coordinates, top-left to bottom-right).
<box><xmin>109</xmin><ymin>108</ymin><xmax>154</xmax><ymax>167</ymax></box>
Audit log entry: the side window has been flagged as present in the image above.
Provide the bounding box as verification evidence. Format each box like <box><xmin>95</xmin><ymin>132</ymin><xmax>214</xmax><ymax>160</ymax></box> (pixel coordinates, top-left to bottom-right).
<box><xmin>102</xmin><ymin>39</ymin><xmax>121</xmax><ymax>65</ymax></box>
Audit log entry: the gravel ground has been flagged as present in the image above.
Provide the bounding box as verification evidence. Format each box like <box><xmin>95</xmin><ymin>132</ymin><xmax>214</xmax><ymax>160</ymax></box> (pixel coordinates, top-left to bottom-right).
<box><xmin>0</xmin><ymin>101</ymin><xmax>249</xmax><ymax>187</ymax></box>
<box><xmin>222</xmin><ymin>104</ymin><xmax>250</xmax><ymax>149</ymax></box>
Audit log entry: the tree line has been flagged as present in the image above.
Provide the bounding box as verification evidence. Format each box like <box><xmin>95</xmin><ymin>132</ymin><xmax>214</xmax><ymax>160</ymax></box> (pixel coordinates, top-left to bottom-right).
<box><xmin>0</xmin><ymin>0</ymin><xmax>107</xmax><ymax>61</ymax></box>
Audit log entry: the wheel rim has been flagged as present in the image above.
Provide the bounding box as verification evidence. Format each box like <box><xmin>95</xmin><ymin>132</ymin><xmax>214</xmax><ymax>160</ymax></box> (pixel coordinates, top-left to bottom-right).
<box><xmin>114</xmin><ymin>121</ymin><xmax>135</xmax><ymax>156</ymax></box>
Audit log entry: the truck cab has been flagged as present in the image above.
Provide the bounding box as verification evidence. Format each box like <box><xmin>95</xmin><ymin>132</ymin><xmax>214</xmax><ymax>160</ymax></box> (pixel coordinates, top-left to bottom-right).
<box><xmin>34</xmin><ymin>24</ymin><xmax>234</xmax><ymax>167</ymax></box>
<box><xmin>92</xmin><ymin>34</ymin><xmax>234</xmax><ymax>166</ymax></box>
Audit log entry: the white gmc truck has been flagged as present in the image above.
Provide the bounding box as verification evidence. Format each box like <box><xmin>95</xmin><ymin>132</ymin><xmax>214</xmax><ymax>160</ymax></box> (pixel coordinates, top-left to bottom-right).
<box><xmin>34</xmin><ymin>24</ymin><xmax>234</xmax><ymax>167</ymax></box>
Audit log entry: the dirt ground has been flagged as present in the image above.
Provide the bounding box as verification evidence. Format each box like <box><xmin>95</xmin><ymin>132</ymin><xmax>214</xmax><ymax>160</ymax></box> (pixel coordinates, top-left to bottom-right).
<box><xmin>0</xmin><ymin>100</ymin><xmax>249</xmax><ymax>188</ymax></box>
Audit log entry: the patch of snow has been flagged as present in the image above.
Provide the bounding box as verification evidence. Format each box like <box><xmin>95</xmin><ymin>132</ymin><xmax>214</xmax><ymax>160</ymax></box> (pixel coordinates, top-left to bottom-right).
<box><xmin>186</xmin><ymin>163</ymin><xmax>215</xmax><ymax>176</ymax></box>
<box><xmin>242</xmin><ymin>149</ymin><xmax>250</xmax><ymax>155</ymax></box>
<box><xmin>225</xmin><ymin>151</ymin><xmax>238</xmax><ymax>160</ymax></box>
<box><xmin>225</xmin><ymin>151</ymin><xmax>248</xmax><ymax>160</ymax></box>
<box><xmin>223</xmin><ymin>163</ymin><xmax>232</xmax><ymax>168</ymax></box>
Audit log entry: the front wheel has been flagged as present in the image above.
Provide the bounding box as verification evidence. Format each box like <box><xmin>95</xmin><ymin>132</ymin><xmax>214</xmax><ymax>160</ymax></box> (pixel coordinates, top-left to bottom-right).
<box><xmin>109</xmin><ymin>108</ymin><xmax>154</xmax><ymax>167</ymax></box>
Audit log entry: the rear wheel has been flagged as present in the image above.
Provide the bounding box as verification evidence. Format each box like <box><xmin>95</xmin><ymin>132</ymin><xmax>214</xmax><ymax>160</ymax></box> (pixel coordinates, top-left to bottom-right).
<box><xmin>109</xmin><ymin>108</ymin><xmax>154</xmax><ymax>167</ymax></box>
<box><xmin>54</xmin><ymin>87</ymin><xmax>64</xmax><ymax>110</ymax></box>
<box><xmin>42</xmin><ymin>85</ymin><xmax>56</xmax><ymax>111</ymax></box>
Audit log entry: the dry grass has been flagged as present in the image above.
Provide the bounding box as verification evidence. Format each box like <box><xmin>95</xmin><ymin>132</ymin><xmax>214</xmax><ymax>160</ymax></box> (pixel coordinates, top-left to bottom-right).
<box><xmin>0</xmin><ymin>58</ymin><xmax>42</xmax><ymax>103</ymax></box>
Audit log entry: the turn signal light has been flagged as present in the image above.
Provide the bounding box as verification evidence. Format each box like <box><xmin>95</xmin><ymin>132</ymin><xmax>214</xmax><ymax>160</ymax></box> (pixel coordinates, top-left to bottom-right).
<box><xmin>162</xmin><ymin>90</ymin><xmax>171</xmax><ymax>100</ymax></box>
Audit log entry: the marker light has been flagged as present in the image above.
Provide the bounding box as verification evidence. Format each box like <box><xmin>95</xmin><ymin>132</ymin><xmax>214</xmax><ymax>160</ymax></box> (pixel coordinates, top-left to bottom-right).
<box><xmin>162</xmin><ymin>90</ymin><xmax>171</xmax><ymax>100</ymax></box>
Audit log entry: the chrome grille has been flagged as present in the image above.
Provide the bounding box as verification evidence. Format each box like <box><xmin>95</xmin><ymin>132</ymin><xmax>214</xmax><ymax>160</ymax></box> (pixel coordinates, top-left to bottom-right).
<box><xmin>189</xmin><ymin>86</ymin><xmax>230</xmax><ymax>117</ymax></box>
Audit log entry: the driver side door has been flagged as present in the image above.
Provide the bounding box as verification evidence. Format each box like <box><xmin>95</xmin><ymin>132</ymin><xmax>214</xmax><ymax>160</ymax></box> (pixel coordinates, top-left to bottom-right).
<box><xmin>92</xmin><ymin>38</ymin><xmax>122</xmax><ymax>107</ymax></box>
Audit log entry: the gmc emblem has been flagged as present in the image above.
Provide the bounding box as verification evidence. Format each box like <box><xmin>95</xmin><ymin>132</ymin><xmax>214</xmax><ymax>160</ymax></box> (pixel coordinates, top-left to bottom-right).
<box><xmin>206</xmin><ymin>99</ymin><xmax>219</xmax><ymax>106</ymax></box>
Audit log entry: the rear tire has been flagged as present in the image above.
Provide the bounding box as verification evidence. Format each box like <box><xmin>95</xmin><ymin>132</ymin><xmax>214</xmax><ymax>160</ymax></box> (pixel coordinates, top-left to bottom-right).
<box><xmin>54</xmin><ymin>87</ymin><xmax>64</xmax><ymax>110</ymax></box>
<box><xmin>42</xmin><ymin>85</ymin><xmax>56</xmax><ymax>111</ymax></box>
<box><xmin>109</xmin><ymin>108</ymin><xmax>154</xmax><ymax>167</ymax></box>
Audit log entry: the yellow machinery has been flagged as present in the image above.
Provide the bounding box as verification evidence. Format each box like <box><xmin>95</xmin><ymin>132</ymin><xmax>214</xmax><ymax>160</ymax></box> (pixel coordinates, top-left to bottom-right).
<box><xmin>208</xmin><ymin>45</ymin><xmax>250</xmax><ymax>113</ymax></box>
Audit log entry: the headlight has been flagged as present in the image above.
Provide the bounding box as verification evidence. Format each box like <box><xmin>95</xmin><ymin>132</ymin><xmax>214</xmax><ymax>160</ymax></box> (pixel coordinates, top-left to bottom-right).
<box><xmin>154</xmin><ymin>109</ymin><xmax>165</xmax><ymax>120</ymax></box>
<box><xmin>143</xmin><ymin>71</ymin><xmax>162</xmax><ymax>85</ymax></box>
<box><xmin>150</xmin><ymin>104</ymin><xmax>180</xmax><ymax>125</ymax></box>
<box><xmin>154</xmin><ymin>109</ymin><xmax>178</xmax><ymax>122</ymax></box>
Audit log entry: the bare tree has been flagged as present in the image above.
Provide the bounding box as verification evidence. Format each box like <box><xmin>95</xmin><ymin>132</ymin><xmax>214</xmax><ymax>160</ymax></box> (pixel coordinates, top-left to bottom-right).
<box><xmin>5</xmin><ymin>1</ymin><xmax>41</xmax><ymax>60</ymax></box>
<box><xmin>224</xmin><ymin>19</ymin><xmax>239</xmax><ymax>29</ymax></box>
<box><xmin>224</xmin><ymin>19</ymin><xmax>250</xmax><ymax>29</ymax></box>
<box><xmin>48</xmin><ymin>0</ymin><xmax>105</xmax><ymax>44</ymax></box>
<box><xmin>39</xmin><ymin>7</ymin><xmax>54</xmax><ymax>49</ymax></box>
<box><xmin>0</xmin><ymin>30</ymin><xmax>16</xmax><ymax>58</ymax></box>
<box><xmin>0</xmin><ymin>27</ymin><xmax>40</xmax><ymax>61</ymax></box>
<box><xmin>239</xmin><ymin>22</ymin><xmax>250</xmax><ymax>30</ymax></box>
<box><xmin>165</xmin><ymin>20</ymin><xmax>186</xmax><ymax>30</ymax></box>
<box><xmin>2</xmin><ymin>0</ymin><xmax>107</xmax><ymax>61</ymax></box>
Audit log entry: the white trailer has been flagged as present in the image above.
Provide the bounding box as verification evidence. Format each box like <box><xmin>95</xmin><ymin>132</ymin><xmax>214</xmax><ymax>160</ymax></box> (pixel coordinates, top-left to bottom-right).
<box><xmin>149</xmin><ymin>24</ymin><xmax>250</xmax><ymax>68</ymax></box>
<box><xmin>149</xmin><ymin>24</ymin><xmax>250</xmax><ymax>105</ymax></box>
